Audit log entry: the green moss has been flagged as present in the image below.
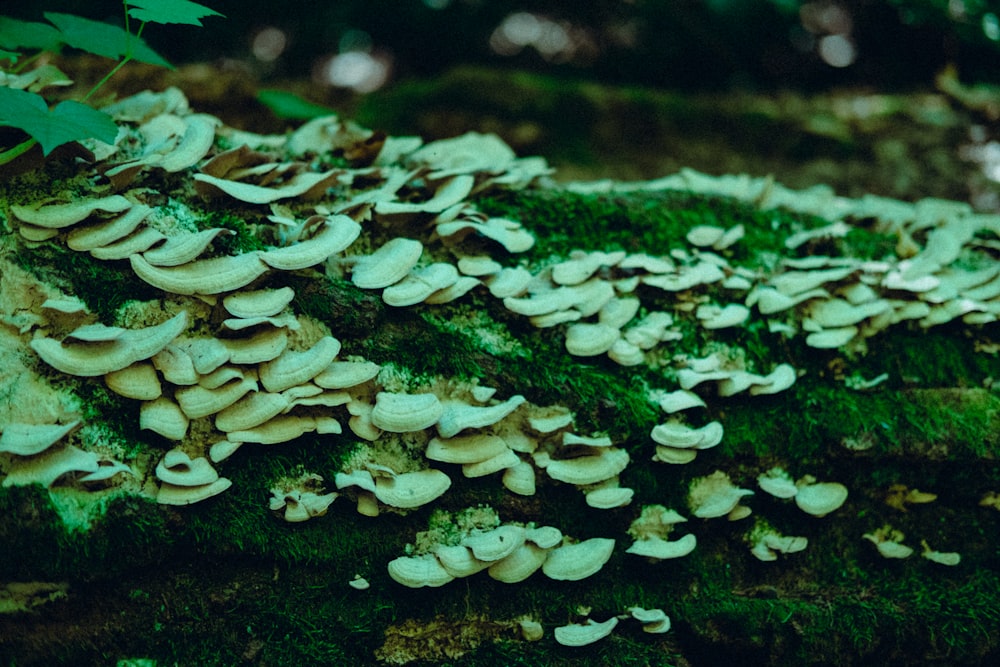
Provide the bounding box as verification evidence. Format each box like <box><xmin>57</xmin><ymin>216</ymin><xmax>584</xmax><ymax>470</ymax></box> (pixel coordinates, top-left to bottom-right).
<box><xmin>10</xmin><ymin>240</ymin><xmax>160</xmax><ymax>323</ymax></box>
<box><xmin>474</xmin><ymin>189</ymin><xmax>828</xmax><ymax>270</ymax></box>
<box><xmin>189</xmin><ymin>206</ymin><xmax>267</xmax><ymax>254</ymax></box>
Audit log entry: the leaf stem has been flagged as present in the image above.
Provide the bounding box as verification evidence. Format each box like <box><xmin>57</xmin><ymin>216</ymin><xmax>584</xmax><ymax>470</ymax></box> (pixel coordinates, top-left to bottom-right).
<box><xmin>81</xmin><ymin>56</ymin><xmax>132</xmax><ymax>103</ymax></box>
<box><xmin>0</xmin><ymin>138</ymin><xmax>39</xmax><ymax>166</ymax></box>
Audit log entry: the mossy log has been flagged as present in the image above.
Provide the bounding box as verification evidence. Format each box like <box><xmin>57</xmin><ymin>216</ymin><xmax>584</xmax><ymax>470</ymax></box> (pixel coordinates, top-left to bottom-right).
<box><xmin>1</xmin><ymin>95</ymin><xmax>999</xmax><ymax>667</ymax></box>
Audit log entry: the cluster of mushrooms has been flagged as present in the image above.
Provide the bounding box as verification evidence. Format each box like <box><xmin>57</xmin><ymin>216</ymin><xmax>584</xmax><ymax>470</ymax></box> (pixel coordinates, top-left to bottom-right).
<box><xmin>2</xmin><ymin>83</ymin><xmax>996</xmax><ymax>651</ymax></box>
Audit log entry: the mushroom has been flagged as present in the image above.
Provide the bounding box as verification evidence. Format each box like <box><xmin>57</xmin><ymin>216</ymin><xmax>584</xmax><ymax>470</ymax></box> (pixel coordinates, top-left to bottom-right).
<box><xmin>350</xmin><ymin>237</ymin><xmax>424</xmax><ymax>289</ymax></box>
<box><xmin>920</xmin><ymin>540</ymin><xmax>961</xmax><ymax>566</ymax></box>
<box><xmin>66</xmin><ymin>204</ymin><xmax>152</xmax><ymax>252</ymax></box>
<box><xmin>260</xmin><ymin>216</ymin><xmax>361</xmax><ymax>271</ymax></box>
<box><xmin>139</xmin><ymin>397</ymin><xmax>189</xmax><ymax>441</ymax></box>
<box><xmin>0</xmin><ymin>421</ymin><xmax>80</xmax><ymax>456</ymax></box>
<box><xmin>258</xmin><ymin>336</ymin><xmax>342</xmax><ymax>393</ymax></box>
<box><xmin>436</xmin><ymin>394</ymin><xmax>526</xmax><ymax>438</ymax></box>
<box><xmin>461</xmin><ymin>525</ymin><xmax>526</xmax><ymax>562</ymax></box>
<box><xmin>756</xmin><ymin>467</ymin><xmax>798</xmax><ymax>499</ymax></box>
<box><xmin>628</xmin><ymin>607</ymin><xmax>671</xmax><ymax>634</ymax></box>
<box><xmin>1</xmin><ymin>445</ymin><xmax>100</xmax><ymax>488</ymax></box>
<box><xmin>794</xmin><ymin>476</ymin><xmax>848</xmax><ymax>517</ymax></box>
<box><xmin>884</xmin><ymin>484</ymin><xmax>937</xmax><ymax>512</ymax></box>
<box><xmin>545</xmin><ymin>447</ymin><xmax>629</xmax><ymax>486</ymax></box>
<box><xmin>11</xmin><ymin>195</ymin><xmax>132</xmax><ymax>228</ymax></box>
<box><xmin>371</xmin><ymin>392</ymin><xmax>443</xmax><ymax>432</ymax></box>
<box><xmin>487</xmin><ymin>543</ymin><xmax>549</xmax><ymax>583</ymax></box>
<box><xmin>542</xmin><ymin>538</ymin><xmax>615</xmax><ymax>581</ymax></box>
<box><xmin>223</xmin><ymin>287</ymin><xmax>296</xmax><ymax>319</ymax></box>
<box><xmin>387</xmin><ymin>554</ymin><xmax>455</xmax><ymax>588</ymax></box>
<box><xmin>104</xmin><ymin>362</ymin><xmax>163</xmax><ymax>401</ymax></box>
<box><xmin>129</xmin><ymin>252</ymin><xmax>269</xmax><ymax>296</ymax></box>
<box><xmin>626</xmin><ymin>533</ymin><xmax>697</xmax><ymax>560</ymax></box>
<box><xmin>31</xmin><ymin>311</ymin><xmax>188</xmax><ymax>377</ymax></box>
<box><xmin>373</xmin><ymin>469</ymin><xmax>452</xmax><ymax>509</ymax></box>
<box><xmin>553</xmin><ymin>618</ymin><xmax>618</xmax><ymax>647</ymax></box>
<box><xmin>688</xmin><ymin>471</ymin><xmax>754</xmax><ymax>519</ymax></box>
<box><xmin>862</xmin><ymin>525</ymin><xmax>913</xmax><ymax>559</ymax></box>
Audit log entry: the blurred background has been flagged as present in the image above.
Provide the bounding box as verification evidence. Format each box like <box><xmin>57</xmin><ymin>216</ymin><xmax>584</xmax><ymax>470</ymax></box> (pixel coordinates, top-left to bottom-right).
<box><xmin>5</xmin><ymin>0</ymin><xmax>1000</xmax><ymax>204</ymax></box>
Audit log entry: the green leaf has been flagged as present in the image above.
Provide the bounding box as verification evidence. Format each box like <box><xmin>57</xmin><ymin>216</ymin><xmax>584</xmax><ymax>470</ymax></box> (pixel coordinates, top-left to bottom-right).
<box><xmin>0</xmin><ymin>49</ymin><xmax>20</xmax><ymax>63</ymax></box>
<box><xmin>257</xmin><ymin>90</ymin><xmax>336</xmax><ymax>121</ymax></box>
<box><xmin>43</xmin><ymin>13</ymin><xmax>172</xmax><ymax>68</ymax></box>
<box><xmin>0</xmin><ymin>17</ymin><xmax>63</xmax><ymax>52</ymax></box>
<box><xmin>0</xmin><ymin>87</ymin><xmax>119</xmax><ymax>155</ymax></box>
<box><xmin>126</xmin><ymin>0</ymin><xmax>224</xmax><ymax>26</ymax></box>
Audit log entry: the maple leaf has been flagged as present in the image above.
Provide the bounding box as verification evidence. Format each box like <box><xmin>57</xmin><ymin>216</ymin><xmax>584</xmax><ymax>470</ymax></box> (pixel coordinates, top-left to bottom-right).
<box><xmin>126</xmin><ymin>0</ymin><xmax>224</xmax><ymax>27</ymax></box>
<box><xmin>0</xmin><ymin>87</ymin><xmax>118</xmax><ymax>155</ymax></box>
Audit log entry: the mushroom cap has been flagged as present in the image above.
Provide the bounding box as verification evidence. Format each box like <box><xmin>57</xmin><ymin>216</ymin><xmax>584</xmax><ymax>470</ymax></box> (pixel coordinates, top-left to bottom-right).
<box><xmin>260</xmin><ymin>216</ymin><xmax>361</xmax><ymax>271</ymax></box>
<box><xmin>387</xmin><ymin>554</ymin><xmax>455</xmax><ymax>588</ymax></box>
<box><xmin>436</xmin><ymin>395</ymin><xmax>526</xmax><ymax>438</ymax></box>
<box><xmin>223</xmin><ymin>287</ymin><xmax>296</xmax><ymax>319</ymax></box>
<box><xmin>139</xmin><ymin>397</ymin><xmax>189</xmax><ymax>441</ymax></box>
<box><xmin>373</xmin><ymin>469</ymin><xmax>452</xmax><ymax>508</ymax></box>
<box><xmin>795</xmin><ymin>481</ymin><xmax>848</xmax><ymax>517</ymax></box>
<box><xmin>461</xmin><ymin>525</ymin><xmax>526</xmax><ymax>562</ymax></box>
<box><xmin>156</xmin><ymin>478</ymin><xmax>232</xmax><ymax>505</ymax></box>
<box><xmin>32</xmin><ymin>311</ymin><xmax>188</xmax><ymax>377</ymax></box>
<box><xmin>525</xmin><ymin>525</ymin><xmax>563</xmax><ymax>549</ymax></box>
<box><xmin>553</xmin><ymin>617</ymin><xmax>619</xmax><ymax>647</ymax></box>
<box><xmin>689</xmin><ymin>471</ymin><xmax>754</xmax><ymax>519</ymax></box>
<box><xmin>371</xmin><ymin>392</ymin><xmax>444</xmax><ymax>432</ymax></box>
<box><xmin>433</xmin><ymin>545</ymin><xmax>491</xmax><ymax>578</ymax></box>
<box><xmin>487</xmin><ymin>543</ymin><xmax>549</xmax><ymax>583</ymax></box>
<box><xmin>142</xmin><ymin>228</ymin><xmax>234</xmax><ymax>267</ymax></box>
<box><xmin>313</xmin><ymin>360</ymin><xmax>381</xmax><ymax>389</ymax></box>
<box><xmin>130</xmin><ymin>252</ymin><xmax>269</xmax><ymax>296</ymax></box>
<box><xmin>757</xmin><ymin>468</ymin><xmax>799</xmax><ymax>499</ymax></box>
<box><xmin>542</xmin><ymin>537</ymin><xmax>615</xmax><ymax>581</ymax></box>
<box><xmin>382</xmin><ymin>263</ymin><xmax>460</xmax><ymax>307</ymax></box>
<box><xmin>175</xmin><ymin>377</ymin><xmax>258</xmax><ymax>420</ymax></box>
<box><xmin>652</xmin><ymin>445</ymin><xmax>699</xmax><ymax>464</ymax></box>
<box><xmin>749</xmin><ymin>363</ymin><xmax>797</xmax><ymax>395</ymax></box>
<box><xmin>657</xmin><ymin>389</ymin><xmax>707</xmax><ymax>413</ymax></box>
<box><xmin>462</xmin><ymin>448</ymin><xmax>521</xmax><ymax>478</ymax></box>
<box><xmin>227</xmin><ymin>414</ymin><xmax>317</xmax><ymax>444</ymax></box>
<box><xmin>1</xmin><ymin>444</ymin><xmax>100</xmax><ymax>488</ymax></box>
<box><xmin>11</xmin><ymin>194</ymin><xmax>132</xmax><ymax>228</ymax></box>
<box><xmin>222</xmin><ymin>328</ymin><xmax>289</xmax><ymax>365</ymax></box>
<box><xmin>424</xmin><ymin>433</ymin><xmax>510</xmax><ymax>463</ymax></box>
<box><xmin>546</xmin><ymin>448</ymin><xmax>629</xmax><ymax>486</ymax></box>
<box><xmin>585</xmin><ymin>486</ymin><xmax>634</xmax><ymax>509</ymax></box>
<box><xmin>0</xmin><ymin>421</ymin><xmax>80</xmax><ymax>456</ymax></box>
<box><xmin>258</xmin><ymin>336</ymin><xmax>342</xmax><ymax>393</ymax></box>
<box><xmin>104</xmin><ymin>362</ymin><xmax>162</xmax><ymax>401</ymax></box>
<box><xmin>351</xmin><ymin>237</ymin><xmax>424</xmax><ymax>289</ymax></box>
<box><xmin>625</xmin><ymin>534</ymin><xmax>697</xmax><ymax>560</ymax></box>
<box><xmin>155</xmin><ymin>450</ymin><xmax>219</xmax><ymax>486</ymax></box>
<box><xmin>215</xmin><ymin>392</ymin><xmax>292</xmax><ymax>433</ymax></box>
<box><xmin>564</xmin><ymin>322</ymin><xmax>621</xmax><ymax>357</ymax></box>
<box><xmin>651</xmin><ymin>421</ymin><xmax>723</xmax><ymax>449</ymax></box>
<box><xmin>501</xmin><ymin>460</ymin><xmax>536</xmax><ymax>496</ymax></box>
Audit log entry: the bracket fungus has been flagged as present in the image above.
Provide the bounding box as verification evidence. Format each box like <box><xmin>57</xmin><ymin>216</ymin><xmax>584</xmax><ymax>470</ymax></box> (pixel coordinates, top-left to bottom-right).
<box><xmin>794</xmin><ymin>476</ymin><xmax>848</xmax><ymax>517</ymax></box>
<box><xmin>628</xmin><ymin>607</ymin><xmax>671</xmax><ymax>634</ymax></box>
<box><xmin>373</xmin><ymin>469</ymin><xmax>452</xmax><ymax>509</ymax></box>
<box><xmin>541</xmin><ymin>537</ymin><xmax>615</xmax><ymax>581</ymax></box>
<box><xmin>863</xmin><ymin>525</ymin><xmax>914</xmax><ymax>559</ymax></box>
<box><xmin>688</xmin><ymin>471</ymin><xmax>754</xmax><ymax>519</ymax></box>
<box><xmin>371</xmin><ymin>391</ymin><xmax>444</xmax><ymax>432</ymax></box>
<box><xmin>31</xmin><ymin>311</ymin><xmax>188</xmax><ymax>377</ymax></box>
<box><xmin>0</xmin><ymin>421</ymin><xmax>80</xmax><ymax>457</ymax></box>
<box><xmin>387</xmin><ymin>554</ymin><xmax>455</xmax><ymax>588</ymax></box>
<box><xmin>553</xmin><ymin>617</ymin><xmax>619</xmax><ymax>647</ymax></box>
